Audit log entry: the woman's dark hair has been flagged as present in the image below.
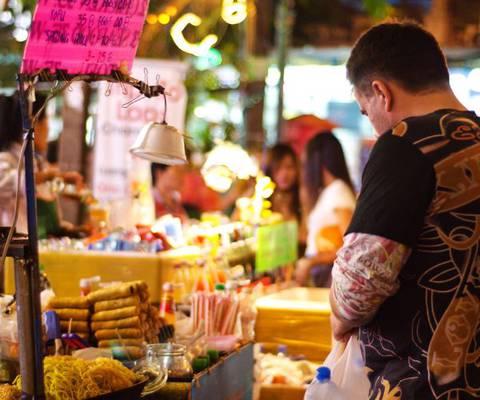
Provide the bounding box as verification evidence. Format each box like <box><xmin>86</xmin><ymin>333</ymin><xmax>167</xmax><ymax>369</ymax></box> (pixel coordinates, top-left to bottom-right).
<box><xmin>265</xmin><ymin>143</ymin><xmax>301</xmax><ymax>219</ymax></box>
<box><xmin>0</xmin><ymin>92</ymin><xmax>48</xmax><ymax>152</ymax></box>
<box><xmin>304</xmin><ymin>132</ymin><xmax>354</xmax><ymax>209</ymax></box>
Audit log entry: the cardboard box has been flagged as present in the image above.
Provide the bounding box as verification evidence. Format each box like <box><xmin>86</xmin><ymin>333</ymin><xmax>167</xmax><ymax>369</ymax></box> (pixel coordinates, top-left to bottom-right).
<box><xmin>258</xmin><ymin>384</ymin><xmax>305</xmax><ymax>400</ymax></box>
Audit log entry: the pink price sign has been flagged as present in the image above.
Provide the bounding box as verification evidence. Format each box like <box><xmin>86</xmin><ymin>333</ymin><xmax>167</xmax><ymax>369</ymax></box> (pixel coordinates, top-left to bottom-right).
<box><xmin>21</xmin><ymin>0</ymin><xmax>149</xmax><ymax>75</ymax></box>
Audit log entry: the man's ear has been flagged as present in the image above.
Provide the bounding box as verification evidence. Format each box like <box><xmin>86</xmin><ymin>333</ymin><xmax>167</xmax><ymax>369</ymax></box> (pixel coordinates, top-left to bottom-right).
<box><xmin>371</xmin><ymin>80</ymin><xmax>393</xmax><ymax>112</ymax></box>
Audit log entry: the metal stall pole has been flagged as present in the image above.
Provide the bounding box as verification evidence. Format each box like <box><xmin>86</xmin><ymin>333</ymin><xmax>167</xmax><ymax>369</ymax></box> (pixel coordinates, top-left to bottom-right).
<box><xmin>16</xmin><ymin>75</ymin><xmax>46</xmax><ymax>400</ymax></box>
<box><xmin>273</xmin><ymin>0</ymin><xmax>294</xmax><ymax>144</ymax></box>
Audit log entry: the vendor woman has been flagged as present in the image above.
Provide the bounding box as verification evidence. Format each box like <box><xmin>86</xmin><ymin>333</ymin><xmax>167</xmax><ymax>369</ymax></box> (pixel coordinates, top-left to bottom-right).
<box><xmin>296</xmin><ymin>132</ymin><xmax>356</xmax><ymax>287</ymax></box>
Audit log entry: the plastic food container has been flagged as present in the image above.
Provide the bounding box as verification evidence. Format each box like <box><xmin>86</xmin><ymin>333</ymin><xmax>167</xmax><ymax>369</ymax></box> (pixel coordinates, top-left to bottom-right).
<box><xmin>206</xmin><ymin>335</ymin><xmax>239</xmax><ymax>352</ymax></box>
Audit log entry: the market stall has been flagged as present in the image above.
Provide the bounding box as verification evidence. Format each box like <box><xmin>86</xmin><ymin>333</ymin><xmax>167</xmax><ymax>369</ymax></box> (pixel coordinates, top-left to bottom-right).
<box><xmin>0</xmin><ymin>0</ymin><xmax>333</xmax><ymax>395</ymax></box>
<box><xmin>1</xmin><ymin>213</ymin><xmax>309</xmax><ymax>399</ymax></box>
<box><xmin>4</xmin><ymin>239</ymin><xmax>255</xmax><ymax>303</ymax></box>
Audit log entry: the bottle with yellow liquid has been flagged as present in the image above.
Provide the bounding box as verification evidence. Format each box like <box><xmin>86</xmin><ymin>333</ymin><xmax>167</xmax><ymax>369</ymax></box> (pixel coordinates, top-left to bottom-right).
<box><xmin>172</xmin><ymin>264</ymin><xmax>187</xmax><ymax>304</ymax></box>
<box><xmin>159</xmin><ymin>282</ymin><xmax>176</xmax><ymax>340</ymax></box>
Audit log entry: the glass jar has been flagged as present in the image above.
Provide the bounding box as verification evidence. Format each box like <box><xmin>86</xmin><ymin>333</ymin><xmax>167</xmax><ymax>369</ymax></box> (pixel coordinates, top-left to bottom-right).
<box><xmin>131</xmin><ymin>358</ymin><xmax>168</xmax><ymax>395</ymax></box>
<box><xmin>146</xmin><ymin>343</ymin><xmax>193</xmax><ymax>382</ymax></box>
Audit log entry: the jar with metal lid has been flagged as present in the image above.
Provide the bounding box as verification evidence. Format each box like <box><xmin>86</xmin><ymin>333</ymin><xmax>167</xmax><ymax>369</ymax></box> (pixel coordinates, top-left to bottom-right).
<box><xmin>146</xmin><ymin>343</ymin><xmax>193</xmax><ymax>382</ymax></box>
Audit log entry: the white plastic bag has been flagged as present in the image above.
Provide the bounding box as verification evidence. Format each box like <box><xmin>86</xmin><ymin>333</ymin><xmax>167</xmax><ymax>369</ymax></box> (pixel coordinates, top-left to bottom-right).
<box><xmin>323</xmin><ymin>336</ymin><xmax>370</xmax><ymax>400</ymax></box>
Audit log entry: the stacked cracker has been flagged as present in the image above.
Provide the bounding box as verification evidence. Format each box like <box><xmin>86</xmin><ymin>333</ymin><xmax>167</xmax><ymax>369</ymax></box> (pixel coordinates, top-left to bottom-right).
<box><xmin>87</xmin><ymin>281</ymin><xmax>161</xmax><ymax>359</ymax></box>
<box><xmin>46</xmin><ymin>296</ymin><xmax>91</xmax><ymax>341</ymax></box>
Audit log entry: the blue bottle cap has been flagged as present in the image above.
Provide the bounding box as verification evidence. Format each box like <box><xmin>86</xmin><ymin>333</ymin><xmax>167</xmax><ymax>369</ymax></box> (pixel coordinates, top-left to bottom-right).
<box><xmin>277</xmin><ymin>344</ymin><xmax>288</xmax><ymax>354</ymax></box>
<box><xmin>316</xmin><ymin>366</ymin><xmax>331</xmax><ymax>382</ymax></box>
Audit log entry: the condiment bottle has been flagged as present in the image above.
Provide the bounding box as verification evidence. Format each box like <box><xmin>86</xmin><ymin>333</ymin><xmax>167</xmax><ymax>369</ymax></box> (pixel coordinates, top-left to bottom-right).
<box><xmin>79</xmin><ymin>278</ymin><xmax>91</xmax><ymax>297</ymax></box>
<box><xmin>193</xmin><ymin>260</ymin><xmax>211</xmax><ymax>292</ymax></box>
<box><xmin>172</xmin><ymin>264</ymin><xmax>186</xmax><ymax>304</ymax></box>
<box><xmin>159</xmin><ymin>282</ymin><xmax>176</xmax><ymax>332</ymax></box>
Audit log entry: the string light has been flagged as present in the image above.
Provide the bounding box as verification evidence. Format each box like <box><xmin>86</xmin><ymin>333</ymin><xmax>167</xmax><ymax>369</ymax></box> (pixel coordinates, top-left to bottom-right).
<box><xmin>201</xmin><ymin>141</ymin><xmax>258</xmax><ymax>193</ymax></box>
<box><xmin>158</xmin><ymin>13</ymin><xmax>170</xmax><ymax>24</ymax></box>
<box><xmin>221</xmin><ymin>0</ymin><xmax>247</xmax><ymax>25</ymax></box>
<box><xmin>170</xmin><ymin>13</ymin><xmax>218</xmax><ymax>57</ymax></box>
<box><xmin>165</xmin><ymin>6</ymin><xmax>177</xmax><ymax>16</ymax></box>
<box><xmin>146</xmin><ymin>14</ymin><xmax>158</xmax><ymax>24</ymax></box>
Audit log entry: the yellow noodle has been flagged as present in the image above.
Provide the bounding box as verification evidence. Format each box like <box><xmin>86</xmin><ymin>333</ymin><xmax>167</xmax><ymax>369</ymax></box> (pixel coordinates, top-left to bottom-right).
<box><xmin>14</xmin><ymin>356</ymin><xmax>140</xmax><ymax>400</ymax></box>
<box><xmin>0</xmin><ymin>384</ymin><xmax>21</xmax><ymax>400</ymax></box>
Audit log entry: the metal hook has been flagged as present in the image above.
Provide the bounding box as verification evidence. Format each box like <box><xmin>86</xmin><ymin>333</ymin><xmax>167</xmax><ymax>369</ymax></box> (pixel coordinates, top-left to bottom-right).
<box><xmin>111</xmin><ymin>69</ymin><xmax>129</xmax><ymax>95</ymax></box>
<box><xmin>105</xmin><ymin>82</ymin><xmax>113</xmax><ymax>97</ymax></box>
<box><xmin>119</xmin><ymin>80</ymin><xmax>129</xmax><ymax>95</ymax></box>
<box><xmin>57</xmin><ymin>70</ymin><xmax>75</xmax><ymax>92</ymax></box>
<box><xmin>51</xmin><ymin>79</ymin><xmax>60</xmax><ymax>92</ymax></box>
<box><xmin>122</xmin><ymin>93</ymin><xmax>145</xmax><ymax>108</ymax></box>
<box><xmin>143</xmin><ymin>67</ymin><xmax>149</xmax><ymax>85</ymax></box>
<box><xmin>162</xmin><ymin>91</ymin><xmax>167</xmax><ymax>124</ymax></box>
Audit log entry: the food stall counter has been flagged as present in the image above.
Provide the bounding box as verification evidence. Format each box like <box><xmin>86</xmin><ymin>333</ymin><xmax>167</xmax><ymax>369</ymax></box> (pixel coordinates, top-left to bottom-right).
<box><xmin>4</xmin><ymin>246</ymin><xmax>205</xmax><ymax>303</ymax></box>
<box><xmin>255</xmin><ymin>287</ymin><xmax>331</xmax><ymax>362</ymax></box>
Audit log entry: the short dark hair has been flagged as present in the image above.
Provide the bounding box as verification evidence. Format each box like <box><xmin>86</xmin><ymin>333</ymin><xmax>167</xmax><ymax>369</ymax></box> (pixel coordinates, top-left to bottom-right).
<box><xmin>150</xmin><ymin>162</ymin><xmax>169</xmax><ymax>186</ymax></box>
<box><xmin>346</xmin><ymin>21</ymin><xmax>450</xmax><ymax>94</ymax></box>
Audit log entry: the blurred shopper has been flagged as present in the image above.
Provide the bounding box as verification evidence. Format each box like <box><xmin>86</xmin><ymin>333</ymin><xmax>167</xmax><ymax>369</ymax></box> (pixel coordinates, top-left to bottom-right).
<box><xmin>0</xmin><ymin>93</ymin><xmax>27</xmax><ymax>232</ymax></box>
<box><xmin>0</xmin><ymin>92</ymin><xmax>83</xmax><ymax>237</ymax></box>
<box><xmin>329</xmin><ymin>22</ymin><xmax>480</xmax><ymax>399</ymax></box>
<box><xmin>296</xmin><ymin>133</ymin><xmax>356</xmax><ymax>287</ymax></box>
<box><xmin>181</xmin><ymin>160</ymin><xmax>222</xmax><ymax>219</ymax></box>
<box><xmin>151</xmin><ymin>163</ymin><xmax>187</xmax><ymax>221</ymax></box>
<box><xmin>264</xmin><ymin>143</ymin><xmax>301</xmax><ymax>223</ymax></box>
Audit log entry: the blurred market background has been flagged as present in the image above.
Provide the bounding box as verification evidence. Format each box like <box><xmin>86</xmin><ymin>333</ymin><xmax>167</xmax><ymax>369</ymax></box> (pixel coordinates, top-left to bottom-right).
<box><xmin>1</xmin><ymin>0</ymin><xmax>480</xmax><ymax>223</ymax></box>
<box><xmin>1</xmin><ymin>2</ymin><xmax>480</xmax><ymax>396</ymax></box>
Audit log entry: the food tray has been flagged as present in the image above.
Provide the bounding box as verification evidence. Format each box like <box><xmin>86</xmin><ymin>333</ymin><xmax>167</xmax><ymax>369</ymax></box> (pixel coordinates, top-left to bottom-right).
<box><xmin>88</xmin><ymin>379</ymin><xmax>148</xmax><ymax>400</ymax></box>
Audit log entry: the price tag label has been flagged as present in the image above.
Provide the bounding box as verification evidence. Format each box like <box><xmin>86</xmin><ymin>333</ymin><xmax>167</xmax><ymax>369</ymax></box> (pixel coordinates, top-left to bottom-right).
<box><xmin>21</xmin><ymin>0</ymin><xmax>149</xmax><ymax>75</ymax></box>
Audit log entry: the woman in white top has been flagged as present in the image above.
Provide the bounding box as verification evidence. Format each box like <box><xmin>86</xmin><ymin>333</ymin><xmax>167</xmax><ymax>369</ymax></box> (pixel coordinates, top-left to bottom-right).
<box><xmin>296</xmin><ymin>132</ymin><xmax>356</xmax><ymax>287</ymax></box>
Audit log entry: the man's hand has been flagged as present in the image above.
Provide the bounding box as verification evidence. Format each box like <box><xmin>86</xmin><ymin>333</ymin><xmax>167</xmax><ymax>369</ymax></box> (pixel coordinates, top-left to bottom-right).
<box><xmin>330</xmin><ymin>312</ymin><xmax>356</xmax><ymax>342</ymax></box>
<box><xmin>329</xmin><ymin>286</ymin><xmax>359</xmax><ymax>342</ymax></box>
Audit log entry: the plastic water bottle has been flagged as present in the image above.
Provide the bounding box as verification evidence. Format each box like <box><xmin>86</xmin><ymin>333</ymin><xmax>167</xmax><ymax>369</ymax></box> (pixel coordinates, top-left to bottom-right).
<box><xmin>277</xmin><ymin>344</ymin><xmax>288</xmax><ymax>358</ymax></box>
<box><xmin>304</xmin><ymin>367</ymin><xmax>346</xmax><ymax>400</ymax></box>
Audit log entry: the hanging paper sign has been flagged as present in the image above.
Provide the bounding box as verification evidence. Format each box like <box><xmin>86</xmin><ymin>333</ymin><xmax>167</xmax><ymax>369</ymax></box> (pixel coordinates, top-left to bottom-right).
<box><xmin>21</xmin><ymin>0</ymin><xmax>149</xmax><ymax>75</ymax></box>
<box><xmin>256</xmin><ymin>221</ymin><xmax>298</xmax><ymax>273</ymax></box>
<box><xmin>93</xmin><ymin>59</ymin><xmax>188</xmax><ymax>228</ymax></box>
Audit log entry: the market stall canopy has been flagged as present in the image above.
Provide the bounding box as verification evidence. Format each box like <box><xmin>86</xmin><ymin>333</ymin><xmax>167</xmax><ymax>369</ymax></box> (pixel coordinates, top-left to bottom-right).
<box><xmin>284</xmin><ymin>114</ymin><xmax>338</xmax><ymax>155</ymax></box>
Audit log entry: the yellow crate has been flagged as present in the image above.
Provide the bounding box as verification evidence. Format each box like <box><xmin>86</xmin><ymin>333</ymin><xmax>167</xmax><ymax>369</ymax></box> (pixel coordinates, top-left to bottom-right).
<box><xmin>255</xmin><ymin>288</ymin><xmax>331</xmax><ymax>363</ymax></box>
<box><xmin>4</xmin><ymin>247</ymin><xmax>204</xmax><ymax>303</ymax></box>
<box><xmin>258</xmin><ymin>384</ymin><xmax>305</xmax><ymax>400</ymax></box>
